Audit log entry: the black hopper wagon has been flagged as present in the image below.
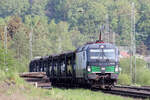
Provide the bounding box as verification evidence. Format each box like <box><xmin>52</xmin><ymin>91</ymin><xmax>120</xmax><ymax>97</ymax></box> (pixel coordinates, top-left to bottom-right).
<box><xmin>29</xmin><ymin>36</ymin><xmax>120</xmax><ymax>89</ymax></box>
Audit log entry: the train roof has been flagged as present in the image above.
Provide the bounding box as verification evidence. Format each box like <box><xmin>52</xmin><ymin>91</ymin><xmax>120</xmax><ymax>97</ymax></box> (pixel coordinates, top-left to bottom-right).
<box><xmin>76</xmin><ymin>43</ymin><xmax>117</xmax><ymax>52</ymax></box>
<box><xmin>30</xmin><ymin>43</ymin><xmax>117</xmax><ymax>62</ymax></box>
<box><xmin>31</xmin><ymin>51</ymin><xmax>75</xmax><ymax>62</ymax></box>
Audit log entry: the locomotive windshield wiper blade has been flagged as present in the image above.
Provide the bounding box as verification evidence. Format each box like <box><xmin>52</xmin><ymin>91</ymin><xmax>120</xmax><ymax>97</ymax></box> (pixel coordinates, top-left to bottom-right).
<box><xmin>103</xmin><ymin>53</ymin><xmax>109</xmax><ymax>60</ymax></box>
<box><xmin>106</xmin><ymin>59</ymin><xmax>110</xmax><ymax>62</ymax></box>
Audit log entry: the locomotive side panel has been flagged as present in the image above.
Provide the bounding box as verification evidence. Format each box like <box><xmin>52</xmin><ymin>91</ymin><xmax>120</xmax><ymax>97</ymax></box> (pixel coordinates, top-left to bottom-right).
<box><xmin>76</xmin><ymin>51</ymin><xmax>87</xmax><ymax>78</ymax></box>
<box><xmin>76</xmin><ymin>52</ymin><xmax>83</xmax><ymax>78</ymax></box>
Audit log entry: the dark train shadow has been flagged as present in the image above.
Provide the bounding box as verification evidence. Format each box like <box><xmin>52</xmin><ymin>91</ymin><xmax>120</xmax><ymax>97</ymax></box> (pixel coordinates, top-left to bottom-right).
<box><xmin>51</xmin><ymin>83</ymin><xmax>104</xmax><ymax>92</ymax></box>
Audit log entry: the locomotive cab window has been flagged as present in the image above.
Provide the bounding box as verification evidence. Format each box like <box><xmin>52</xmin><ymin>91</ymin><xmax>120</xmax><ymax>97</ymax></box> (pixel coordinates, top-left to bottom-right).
<box><xmin>103</xmin><ymin>49</ymin><xmax>115</xmax><ymax>60</ymax></box>
<box><xmin>89</xmin><ymin>49</ymin><xmax>103</xmax><ymax>59</ymax></box>
<box><xmin>89</xmin><ymin>49</ymin><xmax>115</xmax><ymax>60</ymax></box>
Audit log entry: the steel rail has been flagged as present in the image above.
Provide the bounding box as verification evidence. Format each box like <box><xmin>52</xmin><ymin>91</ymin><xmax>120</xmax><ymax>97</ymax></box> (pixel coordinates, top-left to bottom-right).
<box><xmin>115</xmin><ymin>85</ymin><xmax>150</xmax><ymax>92</ymax></box>
<box><xmin>102</xmin><ymin>89</ymin><xmax>150</xmax><ymax>98</ymax></box>
<box><xmin>101</xmin><ymin>86</ymin><xmax>150</xmax><ymax>98</ymax></box>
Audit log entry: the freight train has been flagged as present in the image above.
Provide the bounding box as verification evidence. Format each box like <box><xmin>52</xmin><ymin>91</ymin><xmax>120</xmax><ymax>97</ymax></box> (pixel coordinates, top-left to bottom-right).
<box><xmin>29</xmin><ymin>36</ymin><xmax>120</xmax><ymax>89</ymax></box>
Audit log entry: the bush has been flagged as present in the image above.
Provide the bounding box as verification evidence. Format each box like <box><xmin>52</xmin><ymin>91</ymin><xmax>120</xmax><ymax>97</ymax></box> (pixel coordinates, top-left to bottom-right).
<box><xmin>119</xmin><ymin>58</ymin><xmax>150</xmax><ymax>85</ymax></box>
<box><xmin>0</xmin><ymin>70</ymin><xmax>6</xmax><ymax>81</ymax></box>
<box><xmin>119</xmin><ymin>58</ymin><xmax>147</xmax><ymax>73</ymax></box>
<box><xmin>118</xmin><ymin>73</ymin><xmax>132</xmax><ymax>85</ymax></box>
<box><xmin>119</xmin><ymin>58</ymin><xmax>130</xmax><ymax>73</ymax></box>
<box><xmin>136</xmin><ymin>68</ymin><xmax>150</xmax><ymax>85</ymax></box>
<box><xmin>0</xmin><ymin>44</ymin><xmax>26</xmax><ymax>82</ymax></box>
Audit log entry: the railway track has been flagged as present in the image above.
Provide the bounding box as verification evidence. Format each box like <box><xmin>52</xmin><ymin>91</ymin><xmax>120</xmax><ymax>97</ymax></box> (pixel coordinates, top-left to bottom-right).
<box><xmin>19</xmin><ymin>72</ymin><xmax>150</xmax><ymax>98</ymax></box>
<box><xmin>102</xmin><ymin>85</ymin><xmax>150</xmax><ymax>99</ymax></box>
<box><xmin>115</xmin><ymin>85</ymin><xmax>150</xmax><ymax>92</ymax></box>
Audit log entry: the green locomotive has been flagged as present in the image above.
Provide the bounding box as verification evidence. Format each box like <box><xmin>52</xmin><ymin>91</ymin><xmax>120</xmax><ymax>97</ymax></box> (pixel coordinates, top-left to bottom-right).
<box><xmin>29</xmin><ymin>40</ymin><xmax>119</xmax><ymax>89</ymax></box>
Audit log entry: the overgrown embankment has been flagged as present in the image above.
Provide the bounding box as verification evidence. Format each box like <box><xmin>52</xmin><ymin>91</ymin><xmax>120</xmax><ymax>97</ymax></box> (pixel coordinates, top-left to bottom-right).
<box><xmin>118</xmin><ymin>58</ymin><xmax>150</xmax><ymax>85</ymax></box>
<box><xmin>0</xmin><ymin>44</ymin><xmax>149</xmax><ymax>100</ymax></box>
<box><xmin>0</xmin><ymin>45</ymin><xmax>133</xmax><ymax>100</ymax></box>
<box><xmin>0</xmin><ymin>70</ymin><xmax>131</xmax><ymax>100</ymax></box>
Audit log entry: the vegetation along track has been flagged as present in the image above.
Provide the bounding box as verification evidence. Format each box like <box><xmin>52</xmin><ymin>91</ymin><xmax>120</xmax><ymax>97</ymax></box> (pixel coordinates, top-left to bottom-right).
<box><xmin>20</xmin><ymin>72</ymin><xmax>150</xmax><ymax>99</ymax></box>
<box><xmin>101</xmin><ymin>85</ymin><xmax>150</xmax><ymax>99</ymax></box>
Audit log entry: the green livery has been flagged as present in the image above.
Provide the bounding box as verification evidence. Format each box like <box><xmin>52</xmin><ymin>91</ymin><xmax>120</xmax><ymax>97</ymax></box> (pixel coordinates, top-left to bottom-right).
<box><xmin>91</xmin><ymin>66</ymin><xmax>100</xmax><ymax>72</ymax></box>
<box><xmin>89</xmin><ymin>66</ymin><xmax>118</xmax><ymax>73</ymax></box>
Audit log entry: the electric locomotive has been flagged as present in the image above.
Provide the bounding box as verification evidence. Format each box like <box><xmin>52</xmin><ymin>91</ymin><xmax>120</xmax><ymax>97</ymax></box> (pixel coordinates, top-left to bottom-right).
<box><xmin>76</xmin><ymin>41</ymin><xmax>119</xmax><ymax>88</ymax></box>
<box><xmin>29</xmin><ymin>36</ymin><xmax>119</xmax><ymax>89</ymax></box>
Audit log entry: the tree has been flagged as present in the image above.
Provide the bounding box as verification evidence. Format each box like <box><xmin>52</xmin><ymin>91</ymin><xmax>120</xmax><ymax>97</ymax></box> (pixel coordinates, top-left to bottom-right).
<box><xmin>28</xmin><ymin>0</ymin><xmax>48</xmax><ymax>16</ymax></box>
<box><xmin>136</xmin><ymin>0</ymin><xmax>150</xmax><ymax>50</ymax></box>
<box><xmin>7</xmin><ymin>16</ymin><xmax>22</xmax><ymax>38</ymax></box>
<box><xmin>0</xmin><ymin>0</ymin><xmax>30</xmax><ymax>17</ymax></box>
<box><xmin>46</xmin><ymin>0</ymin><xmax>71</xmax><ymax>22</ymax></box>
<box><xmin>49</xmin><ymin>20</ymin><xmax>75</xmax><ymax>53</ymax></box>
<box><xmin>136</xmin><ymin>41</ymin><xmax>147</xmax><ymax>55</ymax></box>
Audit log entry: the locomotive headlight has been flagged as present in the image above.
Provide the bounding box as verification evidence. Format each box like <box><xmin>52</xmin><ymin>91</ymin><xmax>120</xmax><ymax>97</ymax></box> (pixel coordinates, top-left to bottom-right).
<box><xmin>101</xmin><ymin>67</ymin><xmax>105</xmax><ymax>71</ymax></box>
<box><xmin>87</xmin><ymin>66</ymin><xmax>91</xmax><ymax>72</ymax></box>
<box><xmin>100</xmin><ymin>45</ymin><xmax>104</xmax><ymax>48</ymax></box>
<box><xmin>115</xmin><ymin>65</ymin><xmax>119</xmax><ymax>72</ymax></box>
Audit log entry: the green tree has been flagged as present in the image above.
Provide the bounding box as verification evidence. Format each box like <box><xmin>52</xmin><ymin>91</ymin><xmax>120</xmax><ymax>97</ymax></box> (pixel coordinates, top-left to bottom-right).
<box><xmin>0</xmin><ymin>0</ymin><xmax>30</xmax><ymax>17</ymax></box>
<box><xmin>49</xmin><ymin>20</ymin><xmax>75</xmax><ymax>53</ymax></box>
<box><xmin>136</xmin><ymin>0</ymin><xmax>150</xmax><ymax>50</ymax></box>
<box><xmin>46</xmin><ymin>0</ymin><xmax>71</xmax><ymax>22</ymax></box>
<box><xmin>28</xmin><ymin>0</ymin><xmax>48</xmax><ymax>16</ymax></box>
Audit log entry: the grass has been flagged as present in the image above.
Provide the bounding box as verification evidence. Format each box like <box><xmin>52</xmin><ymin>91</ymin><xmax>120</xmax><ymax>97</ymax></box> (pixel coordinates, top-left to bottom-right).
<box><xmin>50</xmin><ymin>88</ymin><xmax>132</xmax><ymax>100</ymax></box>
<box><xmin>0</xmin><ymin>70</ymin><xmax>133</xmax><ymax>100</ymax></box>
<box><xmin>0</xmin><ymin>48</ymin><xmax>145</xmax><ymax>100</ymax></box>
<box><xmin>118</xmin><ymin>73</ymin><xmax>132</xmax><ymax>85</ymax></box>
<box><xmin>1</xmin><ymin>83</ymin><xmax>133</xmax><ymax>100</ymax></box>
